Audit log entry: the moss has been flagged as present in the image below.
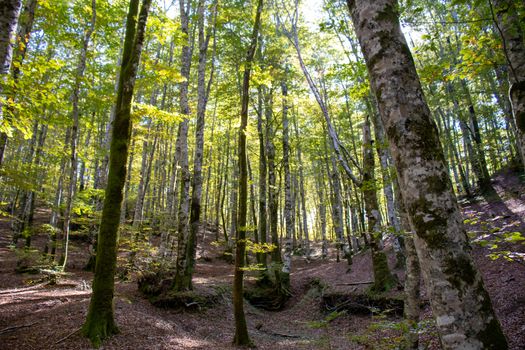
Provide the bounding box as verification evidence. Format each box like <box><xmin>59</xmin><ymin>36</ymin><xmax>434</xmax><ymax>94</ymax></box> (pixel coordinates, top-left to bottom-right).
<box><xmin>371</xmin><ymin>250</ymin><xmax>398</xmax><ymax>293</ymax></box>
<box><xmin>443</xmin><ymin>254</ymin><xmax>476</xmax><ymax>294</ymax></box>
<box><xmin>82</xmin><ymin>302</ymin><xmax>120</xmax><ymax>348</ymax></box>
<box><xmin>407</xmin><ymin>198</ymin><xmax>448</xmax><ymax>250</ymax></box>
<box><xmin>473</xmin><ymin>284</ymin><xmax>508</xmax><ymax>348</ymax></box>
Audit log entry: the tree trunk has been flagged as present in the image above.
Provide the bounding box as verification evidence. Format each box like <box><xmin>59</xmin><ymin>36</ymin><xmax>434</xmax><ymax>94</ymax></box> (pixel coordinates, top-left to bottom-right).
<box><xmin>348</xmin><ymin>1</ymin><xmax>507</xmax><ymax>348</ymax></box>
<box><xmin>492</xmin><ymin>0</ymin><xmax>525</xmax><ymax>168</ymax></box>
<box><xmin>82</xmin><ymin>0</ymin><xmax>151</xmax><ymax>346</ymax></box>
<box><xmin>0</xmin><ymin>0</ymin><xmax>22</xmax><ymax>167</ymax></box>
<box><xmin>173</xmin><ymin>0</ymin><xmax>194</xmax><ymax>291</ymax></box>
<box><xmin>256</xmin><ymin>86</ymin><xmax>267</xmax><ymax>267</ymax></box>
<box><xmin>184</xmin><ymin>0</ymin><xmax>217</xmax><ymax>288</ymax></box>
<box><xmin>266</xmin><ymin>88</ymin><xmax>280</xmax><ymax>265</ymax></box>
<box><xmin>62</xmin><ymin>0</ymin><xmax>96</xmax><ymax>271</ymax></box>
<box><xmin>282</xmin><ymin>80</ymin><xmax>294</xmax><ymax>279</ymax></box>
<box><xmin>232</xmin><ymin>0</ymin><xmax>262</xmax><ymax>346</ymax></box>
<box><xmin>362</xmin><ymin>115</ymin><xmax>396</xmax><ymax>291</ymax></box>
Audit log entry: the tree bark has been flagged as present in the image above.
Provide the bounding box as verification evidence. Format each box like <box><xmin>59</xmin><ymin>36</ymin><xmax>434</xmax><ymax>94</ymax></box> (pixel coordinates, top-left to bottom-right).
<box><xmin>62</xmin><ymin>0</ymin><xmax>96</xmax><ymax>271</ymax></box>
<box><xmin>282</xmin><ymin>80</ymin><xmax>294</xmax><ymax>278</ymax></box>
<box><xmin>184</xmin><ymin>0</ymin><xmax>217</xmax><ymax>288</ymax></box>
<box><xmin>362</xmin><ymin>115</ymin><xmax>396</xmax><ymax>291</ymax></box>
<box><xmin>173</xmin><ymin>0</ymin><xmax>194</xmax><ymax>291</ymax></box>
<box><xmin>348</xmin><ymin>1</ymin><xmax>507</xmax><ymax>348</ymax></box>
<box><xmin>0</xmin><ymin>0</ymin><xmax>22</xmax><ymax>167</ymax></box>
<box><xmin>232</xmin><ymin>0</ymin><xmax>262</xmax><ymax>346</ymax></box>
<box><xmin>82</xmin><ymin>0</ymin><xmax>151</xmax><ymax>346</ymax></box>
<box><xmin>256</xmin><ymin>86</ymin><xmax>267</xmax><ymax>267</ymax></box>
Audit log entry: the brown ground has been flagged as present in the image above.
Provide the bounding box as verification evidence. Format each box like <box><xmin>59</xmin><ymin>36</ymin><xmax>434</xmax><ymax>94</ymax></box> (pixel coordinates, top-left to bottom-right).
<box><xmin>1</xmin><ymin>169</ymin><xmax>524</xmax><ymax>350</ymax></box>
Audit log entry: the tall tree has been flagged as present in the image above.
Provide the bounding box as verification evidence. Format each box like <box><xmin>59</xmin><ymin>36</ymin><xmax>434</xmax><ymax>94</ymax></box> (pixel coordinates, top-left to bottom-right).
<box><xmin>61</xmin><ymin>0</ymin><xmax>96</xmax><ymax>271</ymax></box>
<box><xmin>173</xmin><ymin>0</ymin><xmax>194</xmax><ymax>291</ymax></box>
<box><xmin>0</xmin><ymin>0</ymin><xmax>23</xmax><ymax>167</ymax></box>
<box><xmin>347</xmin><ymin>0</ymin><xmax>508</xmax><ymax>348</ymax></box>
<box><xmin>184</xmin><ymin>0</ymin><xmax>218</xmax><ymax>289</ymax></box>
<box><xmin>82</xmin><ymin>0</ymin><xmax>151</xmax><ymax>346</ymax></box>
<box><xmin>232</xmin><ymin>0</ymin><xmax>263</xmax><ymax>345</ymax></box>
<box><xmin>491</xmin><ymin>0</ymin><xmax>525</xmax><ymax>167</ymax></box>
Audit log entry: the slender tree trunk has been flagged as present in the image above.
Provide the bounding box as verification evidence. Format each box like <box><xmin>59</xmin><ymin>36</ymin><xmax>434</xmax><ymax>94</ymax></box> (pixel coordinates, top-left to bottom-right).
<box><xmin>184</xmin><ymin>0</ymin><xmax>217</xmax><ymax>288</ymax></box>
<box><xmin>348</xmin><ymin>1</ymin><xmax>507</xmax><ymax>347</ymax></box>
<box><xmin>282</xmin><ymin>80</ymin><xmax>294</xmax><ymax>280</ymax></box>
<box><xmin>232</xmin><ymin>0</ymin><xmax>262</xmax><ymax>345</ymax></box>
<box><xmin>256</xmin><ymin>87</ymin><xmax>267</xmax><ymax>267</ymax></box>
<box><xmin>266</xmin><ymin>89</ymin><xmax>280</xmax><ymax>266</ymax></box>
<box><xmin>362</xmin><ymin>115</ymin><xmax>396</xmax><ymax>291</ymax></box>
<box><xmin>492</xmin><ymin>0</ymin><xmax>525</xmax><ymax>169</ymax></box>
<box><xmin>82</xmin><ymin>0</ymin><xmax>151</xmax><ymax>346</ymax></box>
<box><xmin>173</xmin><ymin>0</ymin><xmax>194</xmax><ymax>291</ymax></box>
<box><xmin>315</xmin><ymin>167</ymin><xmax>328</xmax><ymax>259</ymax></box>
<box><xmin>293</xmin><ymin>112</ymin><xmax>310</xmax><ymax>260</ymax></box>
<box><xmin>62</xmin><ymin>0</ymin><xmax>96</xmax><ymax>270</ymax></box>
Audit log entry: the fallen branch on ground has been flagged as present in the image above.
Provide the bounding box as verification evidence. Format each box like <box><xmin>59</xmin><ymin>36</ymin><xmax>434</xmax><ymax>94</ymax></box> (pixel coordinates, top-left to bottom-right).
<box><xmin>0</xmin><ymin>321</ymin><xmax>40</xmax><ymax>334</ymax></box>
<box><xmin>257</xmin><ymin>328</ymin><xmax>302</xmax><ymax>338</ymax></box>
<box><xmin>336</xmin><ymin>281</ymin><xmax>373</xmax><ymax>286</ymax></box>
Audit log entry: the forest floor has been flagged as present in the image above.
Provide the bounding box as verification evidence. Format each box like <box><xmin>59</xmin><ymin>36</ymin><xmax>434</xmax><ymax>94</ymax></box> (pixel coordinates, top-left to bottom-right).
<box><xmin>1</xmin><ymin>168</ymin><xmax>525</xmax><ymax>350</ymax></box>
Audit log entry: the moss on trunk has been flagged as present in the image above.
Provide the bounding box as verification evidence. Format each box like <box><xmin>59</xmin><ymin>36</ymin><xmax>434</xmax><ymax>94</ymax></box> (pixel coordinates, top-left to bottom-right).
<box><xmin>82</xmin><ymin>0</ymin><xmax>151</xmax><ymax>347</ymax></box>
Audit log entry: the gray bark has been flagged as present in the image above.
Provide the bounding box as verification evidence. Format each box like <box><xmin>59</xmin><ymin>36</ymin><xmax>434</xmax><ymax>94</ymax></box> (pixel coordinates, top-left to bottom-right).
<box><xmin>282</xmin><ymin>80</ymin><xmax>293</xmax><ymax>274</ymax></box>
<box><xmin>348</xmin><ymin>1</ymin><xmax>507</xmax><ymax>348</ymax></box>
<box><xmin>173</xmin><ymin>0</ymin><xmax>194</xmax><ymax>291</ymax></box>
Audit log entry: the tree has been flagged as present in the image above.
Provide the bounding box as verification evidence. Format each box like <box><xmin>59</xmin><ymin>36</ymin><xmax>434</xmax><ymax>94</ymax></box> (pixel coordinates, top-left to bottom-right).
<box><xmin>233</xmin><ymin>0</ymin><xmax>263</xmax><ymax>345</ymax></box>
<box><xmin>347</xmin><ymin>0</ymin><xmax>508</xmax><ymax>348</ymax></box>
<box><xmin>61</xmin><ymin>0</ymin><xmax>96</xmax><ymax>271</ymax></box>
<box><xmin>82</xmin><ymin>0</ymin><xmax>151</xmax><ymax>346</ymax></box>
<box><xmin>0</xmin><ymin>0</ymin><xmax>23</xmax><ymax>167</ymax></box>
<box><xmin>491</xmin><ymin>0</ymin><xmax>525</xmax><ymax>167</ymax></box>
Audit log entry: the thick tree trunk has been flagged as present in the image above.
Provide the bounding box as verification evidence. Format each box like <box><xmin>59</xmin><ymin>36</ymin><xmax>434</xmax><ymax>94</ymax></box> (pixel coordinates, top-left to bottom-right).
<box><xmin>348</xmin><ymin>1</ymin><xmax>507</xmax><ymax>348</ymax></box>
<box><xmin>82</xmin><ymin>0</ymin><xmax>151</xmax><ymax>346</ymax></box>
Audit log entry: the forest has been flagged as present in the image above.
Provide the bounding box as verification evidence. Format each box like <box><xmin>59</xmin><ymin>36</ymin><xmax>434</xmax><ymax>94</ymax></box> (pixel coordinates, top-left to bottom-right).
<box><xmin>0</xmin><ymin>0</ymin><xmax>524</xmax><ymax>349</ymax></box>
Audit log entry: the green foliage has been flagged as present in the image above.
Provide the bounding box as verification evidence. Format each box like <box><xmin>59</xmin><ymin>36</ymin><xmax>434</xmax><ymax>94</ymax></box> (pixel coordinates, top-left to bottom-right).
<box><xmin>472</xmin><ymin>230</ymin><xmax>525</xmax><ymax>264</ymax></box>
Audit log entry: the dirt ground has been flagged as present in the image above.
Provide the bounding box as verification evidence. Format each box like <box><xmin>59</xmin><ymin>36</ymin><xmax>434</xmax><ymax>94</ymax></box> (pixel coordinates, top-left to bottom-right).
<box><xmin>1</xmin><ymin>169</ymin><xmax>524</xmax><ymax>350</ymax></box>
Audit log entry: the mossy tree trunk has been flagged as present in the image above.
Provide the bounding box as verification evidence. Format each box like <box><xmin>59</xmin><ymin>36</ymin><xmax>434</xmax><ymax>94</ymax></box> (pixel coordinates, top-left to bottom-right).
<box><xmin>82</xmin><ymin>0</ymin><xmax>151</xmax><ymax>347</ymax></box>
<box><xmin>173</xmin><ymin>0</ymin><xmax>194</xmax><ymax>292</ymax></box>
<box><xmin>348</xmin><ymin>0</ymin><xmax>508</xmax><ymax>348</ymax></box>
<box><xmin>232</xmin><ymin>0</ymin><xmax>262</xmax><ymax>346</ymax></box>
